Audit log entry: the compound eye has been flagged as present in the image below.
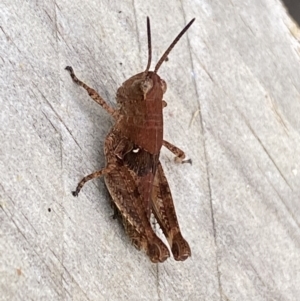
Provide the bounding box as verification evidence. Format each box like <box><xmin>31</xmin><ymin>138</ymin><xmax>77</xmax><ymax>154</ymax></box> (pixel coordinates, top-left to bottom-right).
<box><xmin>141</xmin><ymin>77</ymin><xmax>153</xmax><ymax>96</ymax></box>
<box><xmin>160</xmin><ymin>79</ymin><xmax>167</xmax><ymax>94</ymax></box>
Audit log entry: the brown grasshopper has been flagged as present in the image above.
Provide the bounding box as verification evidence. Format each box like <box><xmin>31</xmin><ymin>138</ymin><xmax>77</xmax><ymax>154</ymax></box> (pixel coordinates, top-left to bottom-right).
<box><xmin>66</xmin><ymin>17</ymin><xmax>195</xmax><ymax>262</ymax></box>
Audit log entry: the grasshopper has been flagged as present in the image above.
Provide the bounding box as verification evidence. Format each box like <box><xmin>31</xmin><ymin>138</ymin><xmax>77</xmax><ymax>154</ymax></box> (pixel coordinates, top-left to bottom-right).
<box><xmin>66</xmin><ymin>17</ymin><xmax>194</xmax><ymax>262</ymax></box>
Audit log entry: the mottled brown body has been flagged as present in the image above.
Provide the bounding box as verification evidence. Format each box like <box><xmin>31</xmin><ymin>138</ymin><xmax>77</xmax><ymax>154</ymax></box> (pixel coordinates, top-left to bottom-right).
<box><xmin>66</xmin><ymin>17</ymin><xmax>194</xmax><ymax>262</ymax></box>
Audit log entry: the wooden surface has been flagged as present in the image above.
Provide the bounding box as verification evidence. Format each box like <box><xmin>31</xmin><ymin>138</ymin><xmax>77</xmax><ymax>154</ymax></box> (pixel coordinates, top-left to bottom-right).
<box><xmin>1</xmin><ymin>1</ymin><xmax>300</xmax><ymax>300</ymax></box>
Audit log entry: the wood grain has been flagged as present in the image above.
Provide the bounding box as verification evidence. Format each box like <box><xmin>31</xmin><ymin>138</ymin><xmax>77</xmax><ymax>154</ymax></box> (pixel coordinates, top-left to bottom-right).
<box><xmin>1</xmin><ymin>0</ymin><xmax>299</xmax><ymax>300</ymax></box>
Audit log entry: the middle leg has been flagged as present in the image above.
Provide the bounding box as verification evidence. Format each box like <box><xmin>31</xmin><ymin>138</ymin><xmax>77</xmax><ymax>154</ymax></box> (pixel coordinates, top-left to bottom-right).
<box><xmin>163</xmin><ymin>140</ymin><xmax>192</xmax><ymax>164</ymax></box>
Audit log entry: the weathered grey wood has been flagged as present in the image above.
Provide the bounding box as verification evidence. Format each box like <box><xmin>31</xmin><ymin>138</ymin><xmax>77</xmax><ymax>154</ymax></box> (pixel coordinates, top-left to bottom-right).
<box><xmin>1</xmin><ymin>0</ymin><xmax>299</xmax><ymax>300</ymax></box>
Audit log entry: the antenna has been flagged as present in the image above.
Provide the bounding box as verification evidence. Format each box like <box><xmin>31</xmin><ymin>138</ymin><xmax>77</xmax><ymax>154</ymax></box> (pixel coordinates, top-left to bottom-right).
<box><xmin>144</xmin><ymin>17</ymin><xmax>152</xmax><ymax>73</ymax></box>
<box><xmin>154</xmin><ymin>18</ymin><xmax>195</xmax><ymax>73</ymax></box>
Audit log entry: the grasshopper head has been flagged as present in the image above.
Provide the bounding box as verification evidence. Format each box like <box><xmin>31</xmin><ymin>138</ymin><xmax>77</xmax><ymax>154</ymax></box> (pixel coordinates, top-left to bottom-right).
<box><xmin>116</xmin><ymin>71</ymin><xmax>167</xmax><ymax>105</ymax></box>
<box><xmin>116</xmin><ymin>17</ymin><xmax>194</xmax><ymax>107</ymax></box>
